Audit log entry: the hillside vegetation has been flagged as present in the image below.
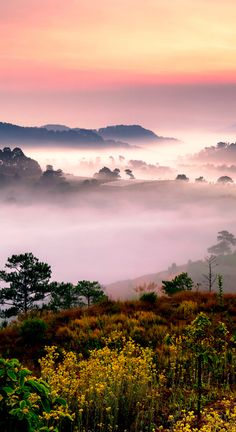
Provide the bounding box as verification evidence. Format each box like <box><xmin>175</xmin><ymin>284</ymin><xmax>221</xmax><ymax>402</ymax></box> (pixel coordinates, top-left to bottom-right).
<box><xmin>1</xmin><ymin>292</ymin><xmax>236</xmax><ymax>431</ymax></box>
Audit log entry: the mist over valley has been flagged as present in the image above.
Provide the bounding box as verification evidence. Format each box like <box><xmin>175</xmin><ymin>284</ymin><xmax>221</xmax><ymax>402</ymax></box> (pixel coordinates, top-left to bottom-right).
<box><xmin>0</xmin><ymin>127</ymin><xmax>236</xmax><ymax>294</ymax></box>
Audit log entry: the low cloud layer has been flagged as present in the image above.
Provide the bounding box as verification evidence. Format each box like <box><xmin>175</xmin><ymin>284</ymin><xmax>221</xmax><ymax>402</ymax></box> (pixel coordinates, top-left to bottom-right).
<box><xmin>1</xmin><ymin>179</ymin><xmax>236</xmax><ymax>288</ymax></box>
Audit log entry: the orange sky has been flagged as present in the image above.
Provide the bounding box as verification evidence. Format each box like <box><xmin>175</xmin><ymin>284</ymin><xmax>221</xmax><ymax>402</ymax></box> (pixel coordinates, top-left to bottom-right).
<box><xmin>1</xmin><ymin>0</ymin><xmax>236</xmax><ymax>128</ymax></box>
<box><xmin>1</xmin><ymin>0</ymin><xmax>236</xmax><ymax>91</ymax></box>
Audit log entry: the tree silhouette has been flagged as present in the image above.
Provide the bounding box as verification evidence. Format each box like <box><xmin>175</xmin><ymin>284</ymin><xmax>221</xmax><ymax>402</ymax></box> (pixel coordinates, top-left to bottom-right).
<box><xmin>217</xmin><ymin>176</ymin><xmax>233</xmax><ymax>184</ymax></box>
<box><xmin>94</xmin><ymin>167</ymin><xmax>121</xmax><ymax>181</ymax></box>
<box><xmin>175</xmin><ymin>174</ymin><xmax>189</xmax><ymax>181</ymax></box>
<box><xmin>0</xmin><ymin>253</ymin><xmax>51</xmax><ymax>317</ymax></box>
<box><xmin>125</xmin><ymin>169</ymin><xmax>135</xmax><ymax>179</ymax></box>
<box><xmin>203</xmin><ymin>255</ymin><xmax>217</xmax><ymax>292</ymax></box>
<box><xmin>195</xmin><ymin>176</ymin><xmax>207</xmax><ymax>183</ymax></box>
<box><xmin>208</xmin><ymin>230</ymin><xmax>236</xmax><ymax>255</ymax></box>
<box><xmin>49</xmin><ymin>282</ymin><xmax>83</xmax><ymax>311</ymax></box>
<box><xmin>75</xmin><ymin>280</ymin><xmax>106</xmax><ymax>307</ymax></box>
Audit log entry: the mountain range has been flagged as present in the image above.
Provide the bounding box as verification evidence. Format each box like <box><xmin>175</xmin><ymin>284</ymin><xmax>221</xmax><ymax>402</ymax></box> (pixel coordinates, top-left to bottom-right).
<box><xmin>0</xmin><ymin>122</ymin><xmax>177</xmax><ymax>148</ymax></box>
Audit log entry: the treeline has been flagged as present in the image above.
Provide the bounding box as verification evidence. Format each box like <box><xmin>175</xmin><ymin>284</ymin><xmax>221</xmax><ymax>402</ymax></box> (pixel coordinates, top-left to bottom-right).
<box><xmin>1</xmin><ymin>230</ymin><xmax>235</xmax><ymax>322</ymax></box>
<box><xmin>0</xmin><ymin>252</ymin><xmax>106</xmax><ymax>321</ymax></box>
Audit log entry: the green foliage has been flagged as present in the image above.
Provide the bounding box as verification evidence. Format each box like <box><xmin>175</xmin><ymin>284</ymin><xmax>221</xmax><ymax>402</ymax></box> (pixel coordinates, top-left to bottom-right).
<box><xmin>172</xmin><ymin>312</ymin><xmax>229</xmax><ymax>423</ymax></box>
<box><xmin>217</xmin><ymin>274</ymin><xmax>224</xmax><ymax>306</ymax></box>
<box><xmin>75</xmin><ymin>280</ymin><xmax>106</xmax><ymax>307</ymax></box>
<box><xmin>0</xmin><ymin>253</ymin><xmax>51</xmax><ymax>317</ymax></box>
<box><xmin>162</xmin><ymin>272</ymin><xmax>193</xmax><ymax>295</ymax></box>
<box><xmin>20</xmin><ymin>318</ymin><xmax>48</xmax><ymax>343</ymax></box>
<box><xmin>2</xmin><ymin>295</ymin><xmax>236</xmax><ymax>431</ymax></box>
<box><xmin>0</xmin><ymin>356</ymin><xmax>72</xmax><ymax>431</ymax></box>
<box><xmin>140</xmin><ymin>291</ymin><xmax>158</xmax><ymax>303</ymax></box>
<box><xmin>49</xmin><ymin>282</ymin><xmax>83</xmax><ymax>311</ymax></box>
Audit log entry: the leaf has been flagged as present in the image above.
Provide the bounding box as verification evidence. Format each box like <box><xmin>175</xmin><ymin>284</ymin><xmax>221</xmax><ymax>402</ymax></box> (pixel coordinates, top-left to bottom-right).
<box><xmin>7</xmin><ymin>370</ymin><xmax>17</xmax><ymax>381</ymax></box>
<box><xmin>3</xmin><ymin>386</ymin><xmax>14</xmax><ymax>394</ymax></box>
<box><xmin>20</xmin><ymin>400</ymin><xmax>27</xmax><ymax>409</ymax></box>
<box><xmin>27</xmin><ymin>379</ymin><xmax>48</xmax><ymax>397</ymax></box>
<box><xmin>19</xmin><ymin>369</ymin><xmax>29</xmax><ymax>387</ymax></box>
<box><xmin>54</xmin><ymin>397</ymin><xmax>67</xmax><ymax>407</ymax></box>
<box><xmin>41</xmin><ymin>397</ymin><xmax>50</xmax><ymax>413</ymax></box>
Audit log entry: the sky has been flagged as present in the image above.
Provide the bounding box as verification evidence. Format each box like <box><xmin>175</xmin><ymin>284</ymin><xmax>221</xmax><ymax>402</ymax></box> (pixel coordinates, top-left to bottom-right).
<box><xmin>1</xmin><ymin>0</ymin><xmax>236</xmax><ymax>131</ymax></box>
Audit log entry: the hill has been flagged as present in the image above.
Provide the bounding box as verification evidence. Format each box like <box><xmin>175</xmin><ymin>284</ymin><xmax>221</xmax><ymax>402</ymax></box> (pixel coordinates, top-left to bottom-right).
<box><xmin>0</xmin><ymin>122</ymin><xmax>130</xmax><ymax>148</ymax></box>
<box><xmin>97</xmin><ymin>124</ymin><xmax>177</xmax><ymax>142</ymax></box>
<box><xmin>42</xmin><ymin>124</ymin><xmax>71</xmax><ymax>131</ymax></box>
<box><xmin>0</xmin><ymin>122</ymin><xmax>177</xmax><ymax>148</ymax></box>
<box><xmin>106</xmin><ymin>253</ymin><xmax>236</xmax><ymax>298</ymax></box>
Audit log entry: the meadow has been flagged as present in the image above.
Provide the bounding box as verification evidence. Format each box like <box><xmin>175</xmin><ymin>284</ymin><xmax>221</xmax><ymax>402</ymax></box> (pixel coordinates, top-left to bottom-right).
<box><xmin>1</xmin><ymin>291</ymin><xmax>236</xmax><ymax>431</ymax></box>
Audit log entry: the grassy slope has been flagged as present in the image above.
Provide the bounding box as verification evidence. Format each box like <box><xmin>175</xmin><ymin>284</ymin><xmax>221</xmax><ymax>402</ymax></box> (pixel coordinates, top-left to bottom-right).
<box><xmin>1</xmin><ymin>291</ymin><xmax>236</xmax><ymax>371</ymax></box>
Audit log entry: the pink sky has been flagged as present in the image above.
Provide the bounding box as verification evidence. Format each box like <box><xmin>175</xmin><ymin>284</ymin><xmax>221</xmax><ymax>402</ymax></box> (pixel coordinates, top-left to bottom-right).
<box><xmin>1</xmin><ymin>0</ymin><xmax>236</xmax><ymax>130</ymax></box>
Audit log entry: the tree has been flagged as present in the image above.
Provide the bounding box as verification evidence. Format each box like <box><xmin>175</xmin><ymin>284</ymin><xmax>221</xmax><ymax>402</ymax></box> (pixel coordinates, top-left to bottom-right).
<box><xmin>217</xmin><ymin>274</ymin><xmax>224</xmax><ymax>306</ymax></box>
<box><xmin>208</xmin><ymin>230</ymin><xmax>236</xmax><ymax>255</ymax></box>
<box><xmin>162</xmin><ymin>272</ymin><xmax>193</xmax><ymax>295</ymax></box>
<box><xmin>93</xmin><ymin>167</ymin><xmax>121</xmax><ymax>181</ymax></box>
<box><xmin>217</xmin><ymin>176</ymin><xmax>233</xmax><ymax>184</ymax></box>
<box><xmin>125</xmin><ymin>168</ymin><xmax>135</xmax><ymax>179</ymax></box>
<box><xmin>75</xmin><ymin>280</ymin><xmax>106</xmax><ymax>307</ymax></box>
<box><xmin>39</xmin><ymin>165</ymin><xmax>68</xmax><ymax>188</ymax></box>
<box><xmin>207</xmin><ymin>241</ymin><xmax>231</xmax><ymax>255</ymax></box>
<box><xmin>182</xmin><ymin>313</ymin><xmax>228</xmax><ymax>424</ymax></box>
<box><xmin>217</xmin><ymin>230</ymin><xmax>236</xmax><ymax>245</ymax></box>
<box><xmin>49</xmin><ymin>282</ymin><xmax>83</xmax><ymax>311</ymax></box>
<box><xmin>0</xmin><ymin>253</ymin><xmax>51</xmax><ymax>317</ymax></box>
<box><xmin>203</xmin><ymin>255</ymin><xmax>217</xmax><ymax>292</ymax></box>
<box><xmin>175</xmin><ymin>174</ymin><xmax>189</xmax><ymax>181</ymax></box>
<box><xmin>195</xmin><ymin>176</ymin><xmax>206</xmax><ymax>183</ymax></box>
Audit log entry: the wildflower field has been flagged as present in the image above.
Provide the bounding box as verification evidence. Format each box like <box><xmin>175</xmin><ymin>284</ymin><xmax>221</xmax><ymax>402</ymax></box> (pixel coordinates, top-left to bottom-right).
<box><xmin>1</xmin><ymin>292</ymin><xmax>236</xmax><ymax>431</ymax></box>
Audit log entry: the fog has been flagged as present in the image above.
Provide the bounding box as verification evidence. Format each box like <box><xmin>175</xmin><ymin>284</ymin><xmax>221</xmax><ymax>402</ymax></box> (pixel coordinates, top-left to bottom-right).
<box><xmin>23</xmin><ymin>128</ymin><xmax>236</xmax><ymax>182</ymax></box>
<box><xmin>1</xmin><ymin>178</ymin><xmax>236</xmax><ymax>289</ymax></box>
<box><xmin>0</xmin><ymin>129</ymin><xmax>236</xmax><ymax>294</ymax></box>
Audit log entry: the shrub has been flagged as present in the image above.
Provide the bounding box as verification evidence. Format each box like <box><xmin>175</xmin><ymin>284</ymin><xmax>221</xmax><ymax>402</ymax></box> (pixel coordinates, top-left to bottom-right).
<box><xmin>0</xmin><ymin>357</ymin><xmax>72</xmax><ymax>432</ymax></box>
<box><xmin>140</xmin><ymin>291</ymin><xmax>158</xmax><ymax>303</ymax></box>
<box><xmin>177</xmin><ymin>300</ymin><xmax>198</xmax><ymax>318</ymax></box>
<box><xmin>20</xmin><ymin>318</ymin><xmax>48</xmax><ymax>343</ymax></box>
<box><xmin>40</xmin><ymin>339</ymin><xmax>160</xmax><ymax>431</ymax></box>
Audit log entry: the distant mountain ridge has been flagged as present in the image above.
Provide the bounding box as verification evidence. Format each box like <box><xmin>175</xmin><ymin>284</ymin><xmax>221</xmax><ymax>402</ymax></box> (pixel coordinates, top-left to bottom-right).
<box><xmin>43</xmin><ymin>123</ymin><xmax>177</xmax><ymax>143</ymax></box>
<box><xmin>97</xmin><ymin>124</ymin><xmax>175</xmax><ymax>142</ymax></box>
<box><xmin>0</xmin><ymin>122</ymin><xmax>106</xmax><ymax>147</ymax></box>
<box><xmin>42</xmin><ymin>124</ymin><xmax>70</xmax><ymax>132</ymax></box>
<box><xmin>0</xmin><ymin>122</ymin><xmax>177</xmax><ymax>148</ymax></box>
<box><xmin>106</xmin><ymin>254</ymin><xmax>236</xmax><ymax>299</ymax></box>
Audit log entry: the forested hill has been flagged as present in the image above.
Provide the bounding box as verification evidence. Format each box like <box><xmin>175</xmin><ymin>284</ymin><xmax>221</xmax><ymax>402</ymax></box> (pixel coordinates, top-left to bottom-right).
<box><xmin>0</xmin><ymin>122</ymin><xmax>177</xmax><ymax>147</ymax></box>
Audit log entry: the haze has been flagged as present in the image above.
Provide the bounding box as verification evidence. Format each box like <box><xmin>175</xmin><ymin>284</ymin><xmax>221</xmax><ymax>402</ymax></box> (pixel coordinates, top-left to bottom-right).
<box><xmin>1</xmin><ymin>0</ymin><xmax>236</xmax><ymax>291</ymax></box>
<box><xmin>0</xmin><ymin>173</ymin><xmax>235</xmax><ymax>288</ymax></box>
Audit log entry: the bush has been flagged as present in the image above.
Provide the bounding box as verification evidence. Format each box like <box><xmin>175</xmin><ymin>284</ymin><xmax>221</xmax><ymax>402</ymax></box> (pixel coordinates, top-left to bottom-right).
<box><xmin>40</xmin><ymin>339</ymin><xmax>159</xmax><ymax>431</ymax></box>
<box><xmin>140</xmin><ymin>291</ymin><xmax>158</xmax><ymax>303</ymax></box>
<box><xmin>0</xmin><ymin>357</ymin><xmax>72</xmax><ymax>432</ymax></box>
<box><xmin>20</xmin><ymin>318</ymin><xmax>48</xmax><ymax>343</ymax></box>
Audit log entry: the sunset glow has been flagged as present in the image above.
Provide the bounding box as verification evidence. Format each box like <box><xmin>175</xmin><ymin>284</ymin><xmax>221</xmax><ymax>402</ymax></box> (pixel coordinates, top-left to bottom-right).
<box><xmin>1</xmin><ymin>0</ymin><xmax>236</xmax><ymax>128</ymax></box>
